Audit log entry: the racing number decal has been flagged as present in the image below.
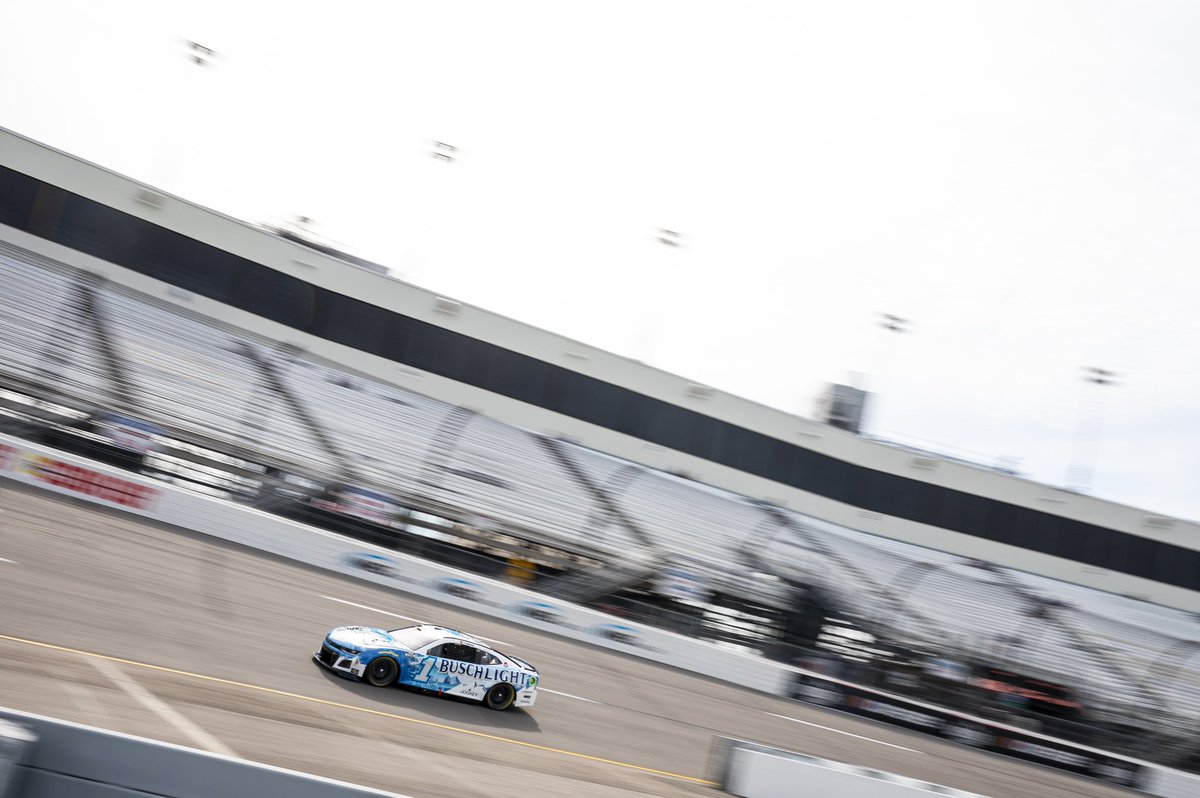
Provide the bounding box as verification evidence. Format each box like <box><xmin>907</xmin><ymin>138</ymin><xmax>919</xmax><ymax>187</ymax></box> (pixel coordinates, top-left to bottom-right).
<box><xmin>413</xmin><ymin>657</ymin><xmax>437</xmax><ymax>683</ymax></box>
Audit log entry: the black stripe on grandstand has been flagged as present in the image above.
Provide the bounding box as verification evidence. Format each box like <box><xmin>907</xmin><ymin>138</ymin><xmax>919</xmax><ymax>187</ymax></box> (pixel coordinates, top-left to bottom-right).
<box><xmin>1</xmin><ymin>165</ymin><xmax>1196</xmax><ymax>591</ymax></box>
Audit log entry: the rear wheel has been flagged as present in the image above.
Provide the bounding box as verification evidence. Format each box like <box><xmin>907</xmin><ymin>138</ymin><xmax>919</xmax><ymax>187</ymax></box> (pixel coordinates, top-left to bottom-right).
<box><xmin>484</xmin><ymin>682</ymin><xmax>517</xmax><ymax>711</ymax></box>
<box><xmin>364</xmin><ymin>656</ymin><xmax>398</xmax><ymax>687</ymax></box>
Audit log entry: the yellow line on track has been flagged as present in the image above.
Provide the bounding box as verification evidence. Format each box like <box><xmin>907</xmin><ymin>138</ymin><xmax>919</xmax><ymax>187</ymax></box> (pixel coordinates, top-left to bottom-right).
<box><xmin>0</xmin><ymin>633</ymin><xmax>716</xmax><ymax>786</ymax></box>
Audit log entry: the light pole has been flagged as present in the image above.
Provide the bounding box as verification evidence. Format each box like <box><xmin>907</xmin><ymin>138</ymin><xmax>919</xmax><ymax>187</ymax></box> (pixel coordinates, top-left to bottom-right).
<box><xmin>407</xmin><ymin>141</ymin><xmax>461</xmax><ymax>284</ymax></box>
<box><xmin>879</xmin><ymin>313</ymin><xmax>910</xmax><ymax>335</ymax></box>
<box><xmin>656</xmin><ymin>228</ymin><xmax>681</xmax><ymax>247</ymax></box>
<box><xmin>864</xmin><ymin>312</ymin><xmax>911</xmax><ymax>433</ymax></box>
<box><xmin>431</xmin><ymin>141</ymin><xmax>459</xmax><ymax>162</ymax></box>
<box><xmin>186</xmin><ymin>40</ymin><xmax>217</xmax><ymax>67</ymax></box>
<box><xmin>632</xmin><ymin>228</ymin><xmax>683</xmax><ymax>363</ymax></box>
<box><xmin>152</xmin><ymin>40</ymin><xmax>220</xmax><ymax>190</ymax></box>
<box><xmin>1067</xmin><ymin>366</ymin><xmax>1119</xmax><ymax>493</ymax></box>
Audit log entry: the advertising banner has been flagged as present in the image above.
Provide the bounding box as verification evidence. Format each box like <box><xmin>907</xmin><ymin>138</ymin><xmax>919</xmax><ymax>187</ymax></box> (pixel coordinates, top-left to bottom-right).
<box><xmin>0</xmin><ymin>442</ymin><xmax>17</xmax><ymax>472</ymax></box>
<box><xmin>14</xmin><ymin>452</ymin><xmax>158</xmax><ymax>511</ymax></box>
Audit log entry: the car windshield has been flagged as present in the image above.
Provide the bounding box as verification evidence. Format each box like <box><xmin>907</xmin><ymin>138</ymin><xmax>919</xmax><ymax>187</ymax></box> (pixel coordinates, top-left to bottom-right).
<box><xmin>386</xmin><ymin>626</ymin><xmax>442</xmax><ymax>650</ymax></box>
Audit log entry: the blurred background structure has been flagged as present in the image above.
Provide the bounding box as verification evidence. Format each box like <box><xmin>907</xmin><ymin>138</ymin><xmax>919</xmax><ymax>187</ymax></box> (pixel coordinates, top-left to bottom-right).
<box><xmin>1</xmin><ymin>125</ymin><xmax>1200</xmax><ymax>772</ymax></box>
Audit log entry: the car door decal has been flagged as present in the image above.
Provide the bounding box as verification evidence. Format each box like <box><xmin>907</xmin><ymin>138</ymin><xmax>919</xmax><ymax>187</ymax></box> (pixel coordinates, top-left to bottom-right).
<box><xmin>412</xmin><ymin>656</ymin><xmax>437</xmax><ymax>683</ymax></box>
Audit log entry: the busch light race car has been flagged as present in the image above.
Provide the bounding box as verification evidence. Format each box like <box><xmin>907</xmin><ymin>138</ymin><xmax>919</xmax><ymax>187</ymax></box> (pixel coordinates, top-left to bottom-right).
<box><xmin>315</xmin><ymin>624</ymin><xmax>538</xmax><ymax>711</ymax></box>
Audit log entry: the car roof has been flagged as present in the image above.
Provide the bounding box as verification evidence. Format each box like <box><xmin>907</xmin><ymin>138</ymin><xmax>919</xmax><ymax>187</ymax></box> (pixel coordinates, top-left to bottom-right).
<box><xmin>412</xmin><ymin>624</ymin><xmax>495</xmax><ymax>651</ymax></box>
<box><xmin>404</xmin><ymin>625</ymin><xmax>536</xmax><ymax>672</ymax></box>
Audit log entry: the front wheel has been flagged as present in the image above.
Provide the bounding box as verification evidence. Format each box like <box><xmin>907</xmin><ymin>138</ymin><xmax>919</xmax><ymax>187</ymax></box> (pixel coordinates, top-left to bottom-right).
<box><xmin>364</xmin><ymin>656</ymin><xmax>398</xmax><ymax>687</ymax></box>
<box><xmin>484</xmin><ymin>682</ymin><xmax>517</xmax><ymax>711</ymax></box>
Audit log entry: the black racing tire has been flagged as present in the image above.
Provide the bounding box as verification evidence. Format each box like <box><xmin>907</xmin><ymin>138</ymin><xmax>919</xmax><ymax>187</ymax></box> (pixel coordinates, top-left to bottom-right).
<box><xmin>364</xmin><ymin>656</ymin><xmax>398</xmax><ymax>687</ymax></box>
<box><xmin>484</xmin><ymin>682</ymin><xmax>517</xmax><ymax>711</ymax></box>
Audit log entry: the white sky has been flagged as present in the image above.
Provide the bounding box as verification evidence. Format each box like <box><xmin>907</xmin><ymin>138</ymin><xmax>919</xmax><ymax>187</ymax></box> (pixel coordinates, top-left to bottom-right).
<box><xmin>2</xmin><ymin>1</ymin><xmax>1199</xmax><ymax>521</ymax></box>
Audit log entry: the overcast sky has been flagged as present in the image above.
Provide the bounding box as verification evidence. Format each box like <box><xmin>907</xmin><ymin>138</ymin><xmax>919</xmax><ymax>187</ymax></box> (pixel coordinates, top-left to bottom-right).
<box><xmin>2</xmin><ymin>1</ymin><xmax>1199</xmax><ymax>521</ymax></box>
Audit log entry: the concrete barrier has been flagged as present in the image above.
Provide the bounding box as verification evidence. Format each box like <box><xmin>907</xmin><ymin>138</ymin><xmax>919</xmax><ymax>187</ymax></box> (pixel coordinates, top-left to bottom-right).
<box><xmin>715</xmin><ymin>738</ymin><xmax>986</xmax><ymax>798</ymax></box>
<box><xmin>0</xmin><ymin>719</ymin><xmax>36</xmax><ymax>798</ymax></box>
<box><xmin>1144</xmin><ymin>766</ymin><xmax>1200</xmax><ymax>798</ymax></box>
<box><xmin>0</xmin><ymin>707</ymin><xmax>408</xmax><ymax>798</ymax></box>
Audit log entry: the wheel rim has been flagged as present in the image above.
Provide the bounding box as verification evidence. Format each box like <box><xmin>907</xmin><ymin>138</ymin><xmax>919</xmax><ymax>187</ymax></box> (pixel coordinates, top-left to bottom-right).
<box><xmin>490</xmin><ymin>684</ymin><xmax>515</xmax><ymax>708</ymax></box>
<box><xmin>369</xmin><ymin>659</ymin><xmax>395</xmax><ymax>684</ymax></box>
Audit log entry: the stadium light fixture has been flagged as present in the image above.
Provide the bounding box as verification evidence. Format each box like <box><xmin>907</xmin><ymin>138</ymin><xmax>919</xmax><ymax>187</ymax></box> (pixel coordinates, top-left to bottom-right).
<box><xmin>1067</xmin><ymin>367</ymin><xmax>1120</xmax><ymax>493</ymax></box>
<box><xmin>185</xmin><ymin>40</ymin><xmax>218</xmax><ymax>67</ymax></box>
<box><xmin>432</xmin><ymin>141</ymin><xmax>458</xmax><ymax>162</ymax></box>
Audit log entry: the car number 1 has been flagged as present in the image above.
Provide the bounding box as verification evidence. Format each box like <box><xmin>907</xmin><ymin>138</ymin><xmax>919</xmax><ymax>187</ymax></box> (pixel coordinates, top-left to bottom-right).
<box><xmin>413</xmin><ymin>657</ymin><xmax>437</xmax><ymax>682</ymax></box>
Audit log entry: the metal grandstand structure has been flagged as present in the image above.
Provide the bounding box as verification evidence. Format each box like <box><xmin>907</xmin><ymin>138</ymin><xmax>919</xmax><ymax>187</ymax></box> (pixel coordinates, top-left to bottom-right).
<box><xmin>3</xmin><ymin>241</ymin><xmax>1200</xmax><ymax>760</ymax></box>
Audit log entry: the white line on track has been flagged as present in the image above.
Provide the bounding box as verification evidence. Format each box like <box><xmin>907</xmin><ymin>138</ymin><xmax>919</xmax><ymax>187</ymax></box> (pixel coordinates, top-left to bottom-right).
<box><xmin>0</xmin><ymin>557</ymin><xmax>15</xmax><ymax>564</ymax></box>
<box><xmin>767</xmin><ymin>713</ymin><xmax>924</xmax><ymax>754</ymax></box>
<box><xmin>541</xmin><ymin>689</ymin><xmax>599</xmax><ymax>704</ymax></box>
<box><xmin>88</xmin><ymin>658</ymin><xmax>239</xmax><ymax>758</ymax></box>
<box><xmin>320</xmin><ymin>595</ymin><xmax>514</xmax><ymax>647</ymax></box>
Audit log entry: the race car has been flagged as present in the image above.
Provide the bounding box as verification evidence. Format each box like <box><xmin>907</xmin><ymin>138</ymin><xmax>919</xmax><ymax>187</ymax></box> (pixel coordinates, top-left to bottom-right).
<box><xmin>314</xmin><ymin>623</ymin><xmax>538</xmax><ymax>711</ymax></box>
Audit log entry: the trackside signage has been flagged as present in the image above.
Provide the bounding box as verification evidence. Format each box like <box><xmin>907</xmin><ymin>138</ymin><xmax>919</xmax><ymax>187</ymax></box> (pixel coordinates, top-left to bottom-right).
<box><xmin>11</xmin><ymin>452</ymin><xmax>159</xmax><ymax>510</ymax></box>
<box><xmin>0</xmin><ymin>442</ymin><xmax>17</xmax><ymax>470</ymax></box>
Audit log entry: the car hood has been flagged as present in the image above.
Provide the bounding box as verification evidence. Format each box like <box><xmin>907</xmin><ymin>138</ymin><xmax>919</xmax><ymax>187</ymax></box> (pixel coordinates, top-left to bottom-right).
<box><xmin>326</xmin><ymin>626</ymin><xmax>401</xmax><ymax>650</ymax></box>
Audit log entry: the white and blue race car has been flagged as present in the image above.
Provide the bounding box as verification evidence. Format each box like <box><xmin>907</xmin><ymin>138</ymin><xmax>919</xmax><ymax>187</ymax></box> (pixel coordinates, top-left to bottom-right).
<box><xmin>314</xmin><ymin>623</ymin><xmax>539</xmax><ymax>711</ymax></box>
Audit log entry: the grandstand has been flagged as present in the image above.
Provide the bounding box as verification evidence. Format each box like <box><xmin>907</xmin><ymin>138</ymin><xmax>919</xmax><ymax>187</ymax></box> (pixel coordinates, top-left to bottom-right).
<box><xmin>2</xmin><ymin>126</ymin><xmax>1200</xmax><ymax>765</ymax></box>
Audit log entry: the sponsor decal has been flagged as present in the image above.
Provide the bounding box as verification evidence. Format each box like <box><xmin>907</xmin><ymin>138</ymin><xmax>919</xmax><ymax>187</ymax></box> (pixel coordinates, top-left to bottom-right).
<box><xmin>511</xmin><ymin>601</ymin><xmax>564</xmax><ymax>625</ymax></box>
<box><xmin>592</xmin><ymin>623</ymin><xmax>642</xmax><ymax>647</ymax></box>
<box><xmin>845</xmin><ymin>696</ymin><xmax>946</xmax><ymax>731</ymax></box>
<box><xmin>345</xmin><ymin>552</ymin><xmax>399</xmax><ymax>577</ymax></box>
<box><xmin>96</xmin><ymin>414</ymin><xmax>163</xmax><ymax>454</ymax></box>
<box><xmin>313</xmin><ymin>487</ymin><xmax>405</xmax><ymax>527</ymax></box>
<box><xmin>995</xmin><ymin>736</ymin><xmax>1092</xmax><ymax>769</ymax></box>
<box><xmin>794</xmin><ymin>677</ymin><xmax>843</xmax><ymax>708</ymax></box>
<box><xmin>0</xmin><ymin>443</ymin><xmax>17</xmax><ymax>471</ymax></box>
<box><xmin>17</xmin><ymin>454</ymin><xmax>158</xmax><ymax>510</ymax></box>
<box><xmin>944</xmin><ymin>721</ymin><xmax>992</xmax><ymax>749</ymax></box>
<box><xmin>435</xmin><ymin>658</ymin><xmax>535</xmax><ymax>687</ymax></box>
<box><xmin>434</xmin><ymin>577</ymin><xmax>482</xmax><ymax>601</ymax></box>
<box><xmin>1092</xmin><ymin>759</ymin><xmax>1141</xmax><ymax>787</ymax></box>
<box><xmin>656</xmin><ymin>564</ymin><xmax>711</xmax><ymax>604</ymax></box>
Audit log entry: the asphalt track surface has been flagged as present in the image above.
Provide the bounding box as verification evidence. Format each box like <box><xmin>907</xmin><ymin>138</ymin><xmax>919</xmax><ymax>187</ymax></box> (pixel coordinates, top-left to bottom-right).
<box><xmin>0</xmin><ymin>483</ymin><xmax>1137</xmax><ymax>798</ymax></box>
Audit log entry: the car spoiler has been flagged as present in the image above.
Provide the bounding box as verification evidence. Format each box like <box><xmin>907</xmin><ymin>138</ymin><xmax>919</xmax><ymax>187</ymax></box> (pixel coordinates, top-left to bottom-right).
<box><xmin>507</xmin><ymin>655</ymin><xmax>538</xmax><ymax>674</ymax></box>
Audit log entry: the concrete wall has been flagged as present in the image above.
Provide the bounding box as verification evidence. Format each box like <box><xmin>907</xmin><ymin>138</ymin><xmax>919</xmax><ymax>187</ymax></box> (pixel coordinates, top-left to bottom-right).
<box><xmin>724</xmin><ymin>744</ymin><xmax>984</xmax><ymax>798</ymax></box>
<box><xmin>712</xmin><ymin>737</ymin><xmax>1200</xmax><ymax>798</ymax></box>
<box><xmin>0</xmin><ymin>707</ymin><xmax>407</xmax><ymax>798</ymax></box>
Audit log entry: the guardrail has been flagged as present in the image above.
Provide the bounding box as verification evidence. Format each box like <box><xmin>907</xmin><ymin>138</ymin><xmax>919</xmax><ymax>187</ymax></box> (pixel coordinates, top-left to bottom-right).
<box><xmin>2</xmin><ymin>432</ymin><xmax>1198</xmax><ymax>796</ymax></box>
<box><xmin>0</xmin><ymin>707</ymin><xmax>406</xmax><ymax>798</ymax></box>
